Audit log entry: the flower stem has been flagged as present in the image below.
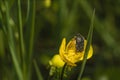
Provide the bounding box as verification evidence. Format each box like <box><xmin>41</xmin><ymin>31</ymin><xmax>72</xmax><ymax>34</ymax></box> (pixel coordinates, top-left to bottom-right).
<box><xmin>60</xmin><ymin>63</ymin><xmax>67</xmax><ymax>80</ymax></box>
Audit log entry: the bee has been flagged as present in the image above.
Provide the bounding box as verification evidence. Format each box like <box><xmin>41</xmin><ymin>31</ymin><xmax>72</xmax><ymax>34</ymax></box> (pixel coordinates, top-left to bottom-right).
<box><xmin>74</xmin><ymin>33</ymin><xmax>84</xmax><ymax>52</ymax></box>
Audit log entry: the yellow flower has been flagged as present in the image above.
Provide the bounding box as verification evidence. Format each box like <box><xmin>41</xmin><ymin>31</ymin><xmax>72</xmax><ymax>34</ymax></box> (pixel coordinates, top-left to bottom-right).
<box><xmin>59</xmin><ymin>38</ymin><xmax>93</xmax><ymax>66</ymax></box>
<box><xmin>49</xmin><ymin>54</ymin><xmax>65</xmax><ymax>68</ymax></box>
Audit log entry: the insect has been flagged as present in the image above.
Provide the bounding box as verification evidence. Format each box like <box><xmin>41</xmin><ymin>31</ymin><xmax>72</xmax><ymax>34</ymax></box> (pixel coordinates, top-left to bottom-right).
<box><xmin>74</xmin><ymin>33</ymin><xmax>84</xmax><ymax>52</ymax></box>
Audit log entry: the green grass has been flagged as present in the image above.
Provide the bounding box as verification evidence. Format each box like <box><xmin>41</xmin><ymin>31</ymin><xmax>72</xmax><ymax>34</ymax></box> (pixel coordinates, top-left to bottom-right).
<box><xmin>77</xmin><ymin>9</ymin><xmax>95</xmax><ymax>80</ymax></box>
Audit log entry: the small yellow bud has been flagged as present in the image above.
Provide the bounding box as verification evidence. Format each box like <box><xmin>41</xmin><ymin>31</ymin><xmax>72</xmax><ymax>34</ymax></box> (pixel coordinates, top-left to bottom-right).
<box><xmin>49</xmin><ymin>54</ymin><xmax>65</xmax><ymax>68</ymax></box>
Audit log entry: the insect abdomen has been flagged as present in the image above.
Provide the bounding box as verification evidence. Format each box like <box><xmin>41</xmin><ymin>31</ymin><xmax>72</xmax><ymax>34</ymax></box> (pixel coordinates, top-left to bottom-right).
<box><xmin>75</xmin><ymin>33</ymin><xmax>84</xmax><ymax>52</ymax></box>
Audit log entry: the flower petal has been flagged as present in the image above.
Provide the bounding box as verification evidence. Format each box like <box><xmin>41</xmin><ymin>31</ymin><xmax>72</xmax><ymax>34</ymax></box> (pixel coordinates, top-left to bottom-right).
<box><xmin>80</xmin><ymin>40</ymin><xmax>93</xmax><ymax>60</ymax></box>
<box><xmin>59</xmin><ymin>38</ymin><xmax>77</xmax><ymax>66</ymax></box>
<box><xmin>59</xmin><ymin>38</ymin><xmax>66</xmax><ymax>54</ymax></box>
<box><xmin>59</xmin><ymin>38</ymin><xmax>66</xmax><ymax>62</ymax></box>
<box><xmin>66</xmin><ymin>38</ymin><xmax>76</xmax><ymax>51</ymax></box>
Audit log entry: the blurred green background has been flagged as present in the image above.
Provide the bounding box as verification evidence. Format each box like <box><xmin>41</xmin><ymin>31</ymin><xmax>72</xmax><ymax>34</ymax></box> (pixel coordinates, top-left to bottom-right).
<box><xmin>0</xmin><ymin>0</ymin><xmax>120</xmax><ymax>80</ymax></box>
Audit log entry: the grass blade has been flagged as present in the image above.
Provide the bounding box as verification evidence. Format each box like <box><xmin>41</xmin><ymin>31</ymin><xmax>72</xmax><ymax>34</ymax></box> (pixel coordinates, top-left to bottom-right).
<box><xmin>79</xmin><ymin>0</ymin><xmax>115</xmax><ymax>47</ymax></box>
<box><xmin>5</xmin><ymin>1</ymin><xmax>23</xmax><ymax>80</ymax></box>
<box><xmin>25</xmin><ymin>0</ymin><xmax>36</xmax><ymax>79</ymax></box>
<box><xmin>17</xmin><ymin>0</ymin><xmax>27</xmax><ymax>79</ymax></box>
<box><xmin>77</xmin><ymin>9</ymin><xmax>95</xmax><ymax>80</ymax></box>
<box><xmin>24</xmin><ymin>0</ymin><xmax>35</xmax><ymax>60</ymax></box>
<box><xmin>33</xmin><ymin>60</ymin><xmax>44</xmax><ymax>80</ymax></box>
<box><xmin>28</xmin><ymin>0</ymin><xmax>35</xmax><ymax>62</ymax></box>
<box><xmin>17</xmin><ymin>0</ymin><xmax>25</xmax><ymax>62</ymax></box>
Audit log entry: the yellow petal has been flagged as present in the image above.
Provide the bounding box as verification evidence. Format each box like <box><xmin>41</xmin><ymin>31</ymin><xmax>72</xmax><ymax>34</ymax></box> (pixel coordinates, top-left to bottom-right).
<box><xmin>59</xmin><ymin>38</ymin><xmax>66</xmax><ymax>53</ymax></box>
<box><xmin>59</xmin><ymin>38</ymin><xmax>66</xmax><ymax>61</ymax></box>
<box><xmin>87</xmin><ymin>46</ymin><xmax>93</xmax><ymax>59</ymax></box>
<box><xmin>59</xmin><ymin>38</ymin><xmax>76</xmax><ymax>66</ymax></box>
<box><xmin>65</xmin><ymin>38</ymin><xmax>83</xmax><ymax>65</ymax></box>
<box><xmin>80</xmin><ymin>40</ymin><xmax>93</xmax><ymax>60</ymax></box>
<box><xmin>66</xmin><ymin>38</ymin><xmax>76</xmax><ymax>51</ymax></box>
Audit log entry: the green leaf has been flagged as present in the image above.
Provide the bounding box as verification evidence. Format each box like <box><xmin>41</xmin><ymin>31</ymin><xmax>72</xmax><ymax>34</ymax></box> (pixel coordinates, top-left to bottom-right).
<box><xmin>33</xmin><ymin>60</ymin><xmax>44</xmax><ymax>80</ymax></box>
<box><xmin>77</xmin><ymin>9</ymin><xmax>95</xmax><ymax>80</ymax></box>
<box><xmin>5</xmin><ymin>1</ymin><xmax>23</xmax><ymax>80</ymax></box>
<box><xmin>24</xmin><ymin>0</ymin><xmax>35</xmax><ymax>60</ymax></box>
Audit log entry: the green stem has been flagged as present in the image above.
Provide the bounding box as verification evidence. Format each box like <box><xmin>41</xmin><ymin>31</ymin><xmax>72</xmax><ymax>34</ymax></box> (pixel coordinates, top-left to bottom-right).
<box><xmin>17</xmin><ymin>0</ymin><xmax>25</xmax><ymax>59</ymax></box>
<box><xmin>17</xmin><ymin>0</ymin><xmax>26</xmax><ymax>79</ymax></box>
<box><xmin>28</xmin><ymin>0</ymin><xmax>35</xmax><ymax>62</ymax></box>
<box><xmin>60</xmin><ymin>63</ymin><xmax>67</xmax><ymax>80</ymax></box>
<box><xmin>26</xmin><ymin>0</ymin><xmax>35</xmax><ymax>79</ymax></box>
<box><xmin>5</xmin><ymin>1</ymin><xmax>23</xmax><ymax>80</ymax></box>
